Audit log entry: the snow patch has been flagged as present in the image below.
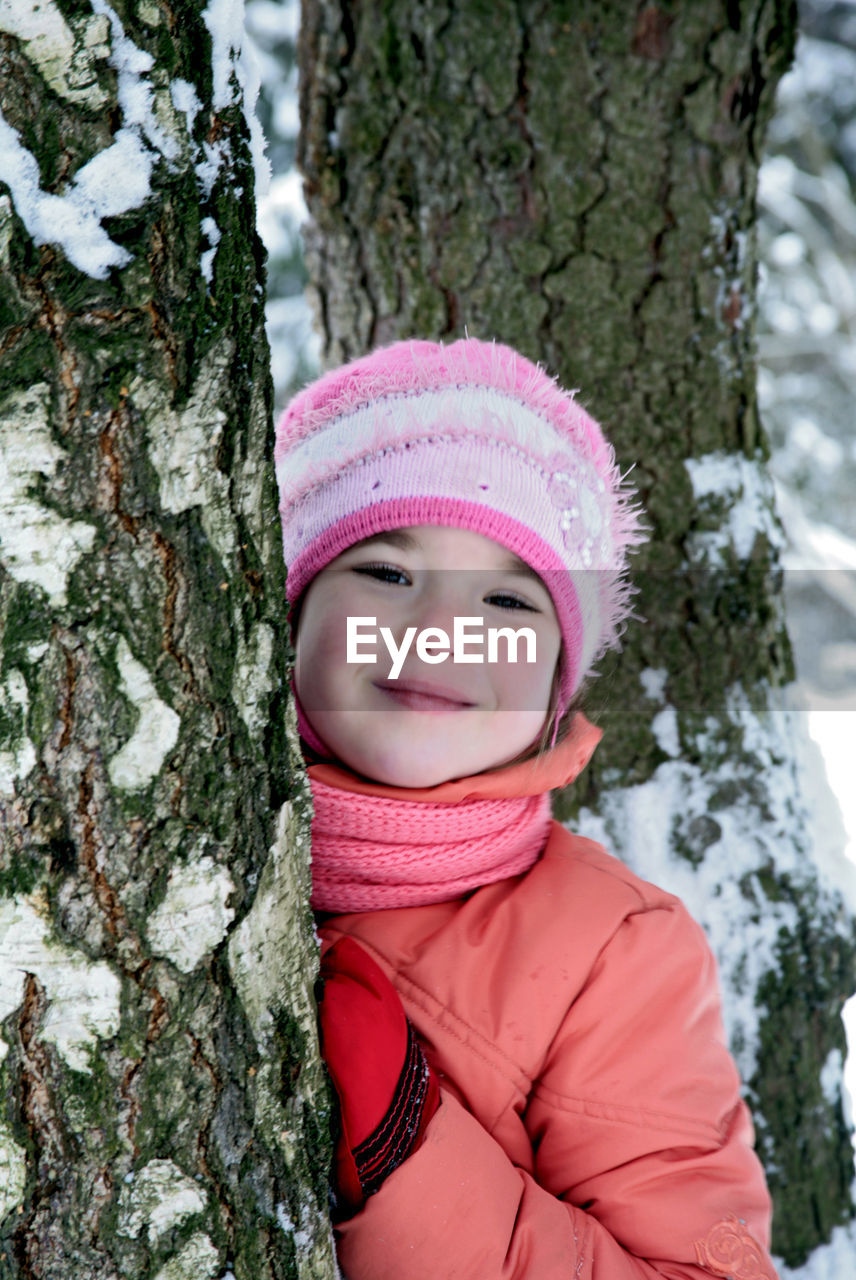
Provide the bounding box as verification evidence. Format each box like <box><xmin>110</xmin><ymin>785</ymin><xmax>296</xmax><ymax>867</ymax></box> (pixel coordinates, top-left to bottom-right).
<box><xmin>146</xmin><ymin>854</ymin><xmax>236</xmax><ymax>972</ymax></box>
<box><xmin>245</xmin><ymin>0</ymin><xmax>300</xmax><ymax>42</ymax></box>
<box><xmin>0</xmin><ymin>1120</ymin><xmax>27</xmax><ymax>1221</ymax></box>
<box><xmin>202</xmin><ymin>0</ymin><xmax>270</xmax><ymax>198</ymax></box>
<box><xmin>151</xmin><ymin>1232</ymin><xmax>220</xmax><ymax>1280</ymax></box>
<box><xmin>844</xmin><ymin>993</ymin><xmax>856</xmax><ymax>1139</ymax></box>
<box><xmin>0</xmin><ymin>108</ymin><xmax>134</xmax><ymax>275</ymax></box>
<box><xmin>168</xmin><ymin>75</ymin><xmax>231</xmax><ymax>208</ymax></box>
<box><xmin>90</xmin><ymin>0</ymin><xmax>179</xmax><ymax>161</ymax></box>
<box><xmin>107</xmin><ymin>637</ymin><xmax>180</xmax><ymax>791</ymax></box>
<box><xmin>685</xmin><ymin>451</ymin><xmax>783</xmax><ymax>564</ymax></box>
<box><xmin>639</xmin><ymin>667</ymin><xmax>669</xmax><ymax>702</ymax></box>
<box><xmin>651</xmin><ymin>705</ymin><xmax>680</xmax><ymax>758</ymax></box>
<box><xmin>820</xmin><ymin>1047</ymin><xmax>844</xmax><ymax>1108</ymax></box>
<box><xmin>0</xmin><ymin>669</ymin><xmax>36</xmax><ymax>797</ymax></box>
<box><xmin>200</xmin><ymin>215</ymin><xmax>221</xmax><ymax>282</ymax></box>
<box><xmin>776</xmin><ymin>1221</ymin><xmax>856</xmax><ymax>1280</ymax></box>
<box><xmin>170</xmin><ymin>77</ymin><xmax>202</xmax><ymax>133</ymax></box>
<box><xmin>0</xmin><ymin>383</ymin><xmax>97</xmax><ymax>603</ymax></box>
<box><xmin>256</xmin><ymin>169</ymin><xmax>308</xmax><ymax>253</ymax></box>
<box><xmin>0</xmin><ymin>896</ymin><xmax>121</xmax><ymax>1072</ymax></box>
<box><xmin>194</xmin><ymin>138</ymin><xmax>229</xmax><ymax>199</ymax></box>
<box><xmin>0</xmin><ymin>0</ymin><xmax>178</xmax><ymax>278</ymax></box>
<box><xmin>117</xmin><ymin>1158</ymin><xmax>206</xmax><ymax>1242</ymax></box>
<box><xmin>0</xmin><ymin>0</ymin><xmax>110</xmax><ymax>109</ymax></box>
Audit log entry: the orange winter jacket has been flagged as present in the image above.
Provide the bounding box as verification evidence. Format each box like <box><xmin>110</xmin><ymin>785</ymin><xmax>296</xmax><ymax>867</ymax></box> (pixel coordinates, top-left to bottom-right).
<box><xmin>311</xmin><ymin>721</ymin><xmax>778</xmax><ymax>1280</ymax></box>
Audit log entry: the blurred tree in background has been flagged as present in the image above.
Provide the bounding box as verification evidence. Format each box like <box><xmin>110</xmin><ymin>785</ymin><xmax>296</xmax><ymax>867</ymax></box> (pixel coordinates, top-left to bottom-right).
<box><xmin>757</xmin><ymin>0</ymin><xmax>856</xmax><ymax>714</ymax></box>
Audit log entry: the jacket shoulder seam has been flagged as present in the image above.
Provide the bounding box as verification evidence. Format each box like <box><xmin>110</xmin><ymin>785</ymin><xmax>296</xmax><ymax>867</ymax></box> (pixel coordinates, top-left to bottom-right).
<box><xmin>547</xmin><ymin>825</ymin><xmax>682</xmax><ymax>914</ymax></box>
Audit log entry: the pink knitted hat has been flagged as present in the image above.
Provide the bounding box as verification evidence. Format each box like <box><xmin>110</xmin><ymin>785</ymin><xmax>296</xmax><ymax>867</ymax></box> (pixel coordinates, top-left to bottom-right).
<box><xmin>275</xmin><ymin>337</ymin><xmax>645</xmax><ymax>749</ymax></box>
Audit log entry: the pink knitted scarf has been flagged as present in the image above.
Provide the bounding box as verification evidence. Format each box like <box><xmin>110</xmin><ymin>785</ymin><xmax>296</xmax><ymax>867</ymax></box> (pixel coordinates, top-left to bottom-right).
<box><xmin>306</xmin><ymin>714</ymin><xmax>602</xmax><ymax>913</ymax></box>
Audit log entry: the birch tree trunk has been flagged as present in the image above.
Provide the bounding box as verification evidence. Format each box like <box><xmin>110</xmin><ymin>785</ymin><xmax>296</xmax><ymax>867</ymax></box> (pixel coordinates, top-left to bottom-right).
<box><xmin>0</xmin><ymin>2</ymin><xmax>335</xmax><ymax>1277</ymax></box>
<box><xmin>298</xmin><ymin>0</ymin><xmax>856</xmax><ymax>1268</ymax></box>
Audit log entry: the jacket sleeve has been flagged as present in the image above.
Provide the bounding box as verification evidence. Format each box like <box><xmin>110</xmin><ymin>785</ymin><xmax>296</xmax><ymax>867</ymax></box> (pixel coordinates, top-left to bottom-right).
<box><xmin>334</xmin><ymin>899</ymin><xmax>779</xmax><ymax>1280</ymax></box>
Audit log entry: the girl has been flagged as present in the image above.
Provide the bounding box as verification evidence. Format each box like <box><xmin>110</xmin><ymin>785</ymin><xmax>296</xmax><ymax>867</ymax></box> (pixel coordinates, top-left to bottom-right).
<box><xmin>274</xmin><ymin>337</ymin><xmax>778</xmax><ymax>1279</ymax></box>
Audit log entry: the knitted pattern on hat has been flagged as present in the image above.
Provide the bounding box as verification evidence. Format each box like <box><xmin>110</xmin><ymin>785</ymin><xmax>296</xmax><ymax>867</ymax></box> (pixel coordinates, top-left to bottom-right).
<box><xmin>275</xmin><ymin>337</ymin><xmax>647</xmax><ymax>711</ymax></box>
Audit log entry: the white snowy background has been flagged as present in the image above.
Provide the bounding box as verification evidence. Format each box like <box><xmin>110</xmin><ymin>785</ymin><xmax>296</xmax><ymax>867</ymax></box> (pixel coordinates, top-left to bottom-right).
<box><xmin>244</xmin><ymin>0</ymin><xmax>856</xmax><ymax>1272</ymax></box>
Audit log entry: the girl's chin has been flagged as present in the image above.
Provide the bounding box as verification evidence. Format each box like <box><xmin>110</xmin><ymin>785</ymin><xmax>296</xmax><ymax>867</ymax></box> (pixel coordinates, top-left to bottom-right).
<box><xmin>331</xmin><ymin>735</ymin><xmax>529</xmax><ymax>788</ymax></box>
<box><xmin>304</xmin><ymin>704</ymin><xmax>548</xmax><ymax>784</ymax></box>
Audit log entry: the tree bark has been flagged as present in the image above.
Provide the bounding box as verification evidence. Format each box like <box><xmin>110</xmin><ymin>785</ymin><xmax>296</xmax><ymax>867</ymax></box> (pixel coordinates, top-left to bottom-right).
<box><xmin>297</xmin><ymin>0</ymin><xmax>856</xmax><ymax>1267</ymax></box>
<box><xmin>0</xmin><ymin>2</ymin><xmax>335</xmax><ymax>1277</ymax></box>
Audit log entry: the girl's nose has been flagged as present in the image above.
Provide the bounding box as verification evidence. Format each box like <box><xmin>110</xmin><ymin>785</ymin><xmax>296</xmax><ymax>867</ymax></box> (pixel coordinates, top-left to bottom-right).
<box><xmin>404</xmin><ymin>573</ymin><xmax>476</xmax><ymax>635</ymax></box>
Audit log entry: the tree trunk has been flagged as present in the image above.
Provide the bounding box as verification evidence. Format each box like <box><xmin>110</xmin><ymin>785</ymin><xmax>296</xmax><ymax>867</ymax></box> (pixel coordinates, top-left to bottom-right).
<box><xmin>0</xmin><ymin>2</ymin><xmax>335</xmax><ymax>1277</ymax></box>
<box><xmin>297</xmin><ymin>0</ymin><xmax>856</xmax><ymax>1268</ymax></box>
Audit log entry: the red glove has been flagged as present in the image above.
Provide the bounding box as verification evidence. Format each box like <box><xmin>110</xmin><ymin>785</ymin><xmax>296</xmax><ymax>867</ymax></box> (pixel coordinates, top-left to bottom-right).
<box><xmin>318</xmin><ymin>937</ymin><xmax>440</xmax><ymax>1211</ymax></box>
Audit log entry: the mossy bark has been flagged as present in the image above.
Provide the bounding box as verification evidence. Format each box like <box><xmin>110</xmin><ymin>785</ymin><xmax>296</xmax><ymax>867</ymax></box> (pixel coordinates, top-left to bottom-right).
<box><xmin>0</xmin><ymin>2</ymin><xmax>335</xmax><ymax>1277</ymax></box>
<box><xmin>298</xmin><ymin>0</ymin><xmax>856</xmax><ymax>1266</ymax></box>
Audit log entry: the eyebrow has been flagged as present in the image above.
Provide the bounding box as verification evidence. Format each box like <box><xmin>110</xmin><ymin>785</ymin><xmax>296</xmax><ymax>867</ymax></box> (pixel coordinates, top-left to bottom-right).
<box><xmin>348</xmin><ymin>531</ymin><xmax>545</xmax><ymax>583</ymax></box>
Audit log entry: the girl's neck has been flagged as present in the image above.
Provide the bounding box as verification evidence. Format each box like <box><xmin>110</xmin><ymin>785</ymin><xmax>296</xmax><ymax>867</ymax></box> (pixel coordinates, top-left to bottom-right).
<box><xmin>303</xmin><ymin>713</ymin><xmax>602</xmax><ymax>914</ymax></box>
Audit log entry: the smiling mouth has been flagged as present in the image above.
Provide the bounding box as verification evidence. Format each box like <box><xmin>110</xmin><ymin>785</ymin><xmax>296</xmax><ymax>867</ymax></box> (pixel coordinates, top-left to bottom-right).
<box><xmin>373</xmin><ymin>679</ymin><xmax>476</xmax><ymax>712</ymax></box>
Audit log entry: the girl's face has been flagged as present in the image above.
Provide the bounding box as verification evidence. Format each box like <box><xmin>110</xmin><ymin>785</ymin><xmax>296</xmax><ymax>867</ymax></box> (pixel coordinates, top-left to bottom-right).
<box><xmin>293</xmin><ymin>525</ymin><xmax>562</xmax><ymax>787</ymax></box>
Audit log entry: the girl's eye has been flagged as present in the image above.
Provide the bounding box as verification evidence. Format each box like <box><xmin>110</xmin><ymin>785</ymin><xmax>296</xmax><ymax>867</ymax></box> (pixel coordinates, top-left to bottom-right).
<box><xmin>486</xmin><ymin>592</ymin><xmax>535</xmax><ymax>612</ymax></box>
<box><xmin>352</xmin><ymin>563</ymin><xmax>411</xmax><ymax>585</ymax></box>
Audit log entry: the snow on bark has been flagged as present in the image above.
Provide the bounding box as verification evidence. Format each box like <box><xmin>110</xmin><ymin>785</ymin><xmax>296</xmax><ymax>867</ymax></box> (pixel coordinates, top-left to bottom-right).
<box><xmin>0</xmin><ymin>108</ymin><xmax>137</xmax><ymax>275</ymax></box>
<box><xmin>201</xmin><ymin>0</ymin><xmax>269</xmax><ymax>198</ymax></box>
<box><xmin>107</xmin><ymin>637</ymin><xmax>181</xmax><ymax>791</ymax></box>
<box><xmin>88</xmin><ymin>0</ymin><xmax>180</xmax><ymax>161</ymax></box>
<box><xmin>145</xmin><ymin>854</ymin><xmax>236</xmax><ymax>972</ymax></box>
<box><xmin>0</xmin><ymin>383</ymin><xmax>97</xmax><ymax>605</ymax></box>
<box><xmin>685</xmin><ymin>451</ymin><xmax>784</xmax><ymax>562</ymax></box>
<box><xmin>576</xmin><ymin>680</ymin><xmax>856</xmax><ymax>1081</ymax></box>
<box><xmin>0</xmin><ymin>896</ymin><xmax>121</xmax><ymax>1073</ymax></box>
<box><xmin>200</xmin><ymin>215</ymin><xmax>222</xmax><ymax>281</ymax></box>
<box><xmin>0</xmin><ymin>0</ymin><xmax>190</xmax><ymax>277</ymax></box>
<box><xmin>581</xmin><ymin>446</ymin><xmax>856</xmax><ymax>1078</ymax></box>
<box><xmin>819</xmin><ymin>1048</ymin><xmax>846</xmax><ymax>1110</ymax></box>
